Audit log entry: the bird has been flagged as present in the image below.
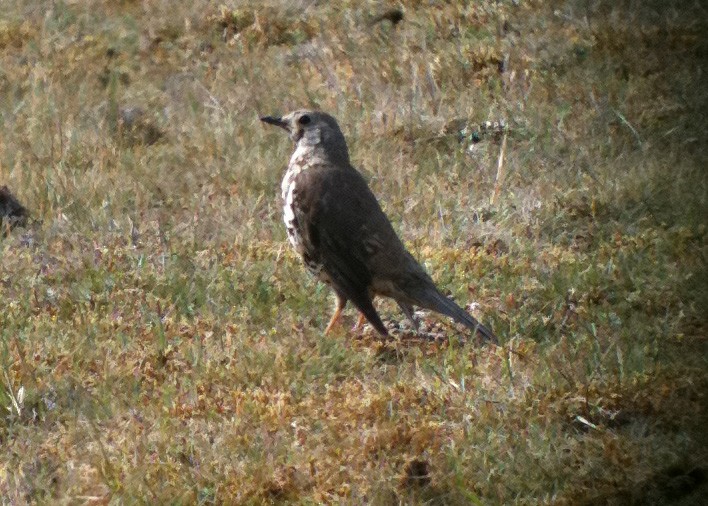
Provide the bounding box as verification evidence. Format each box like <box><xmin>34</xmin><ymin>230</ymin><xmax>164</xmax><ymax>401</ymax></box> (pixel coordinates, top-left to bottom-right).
<box><xmin>260</xmin><ymin>110</ymin><xmax>497</xmax><ymax>343</ymax></box>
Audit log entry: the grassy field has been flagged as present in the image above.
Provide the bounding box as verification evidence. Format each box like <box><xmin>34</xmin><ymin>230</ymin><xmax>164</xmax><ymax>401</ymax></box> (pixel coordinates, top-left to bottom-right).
<box><xmin>1</xmin><ymin>0</ymin><xmax>706</xmax><ymax>503</ymax></box>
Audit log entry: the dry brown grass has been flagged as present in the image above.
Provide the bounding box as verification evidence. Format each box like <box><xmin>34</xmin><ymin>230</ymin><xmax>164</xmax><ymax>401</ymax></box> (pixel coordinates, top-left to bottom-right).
<box><xmin>1</xmin><ymin>0</ymin><xmax>706</xmax><ymax>503</ymax></box>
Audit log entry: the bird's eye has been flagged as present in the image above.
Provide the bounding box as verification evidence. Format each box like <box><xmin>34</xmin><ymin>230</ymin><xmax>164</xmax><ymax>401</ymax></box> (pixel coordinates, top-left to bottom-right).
<box><xmin>298</xmin><ymin>115</ymin><xmax>311</xmax><ymax>125</ymax></box>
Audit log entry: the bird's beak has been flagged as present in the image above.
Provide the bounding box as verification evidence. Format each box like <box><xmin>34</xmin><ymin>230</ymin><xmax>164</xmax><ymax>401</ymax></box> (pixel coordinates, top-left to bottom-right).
<box><xmin>260</xmin><ymin>115</ymin><xmax>289</xmax><ymax>130</ymax></box>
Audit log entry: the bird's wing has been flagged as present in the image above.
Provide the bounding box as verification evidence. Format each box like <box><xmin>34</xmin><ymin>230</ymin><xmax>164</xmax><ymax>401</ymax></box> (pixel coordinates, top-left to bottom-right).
<box><xmin>294</xmin><ymin>165</ymin><xmax>397</xmax><ymax>307</ymax></box>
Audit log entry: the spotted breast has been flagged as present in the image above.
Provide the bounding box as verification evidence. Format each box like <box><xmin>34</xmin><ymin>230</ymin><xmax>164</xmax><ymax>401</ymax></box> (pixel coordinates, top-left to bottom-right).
<box><xmin>281</xmin><ymin>154</ymin><xmax>329</xmax><ymax>283</ymax></box>
<box><xmin>281</xmin><ymin>164</ymin><xmax>302</xmax><ymax>251</ymax></box>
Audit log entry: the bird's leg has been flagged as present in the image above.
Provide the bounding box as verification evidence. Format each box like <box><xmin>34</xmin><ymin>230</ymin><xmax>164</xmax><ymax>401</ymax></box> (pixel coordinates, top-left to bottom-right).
<box><xmin>324</xmin><ymin>294</ymin><xmax>347</xmax><ymax>334</ymax></box>
<box><xmin>397</xmin><ymin>301</ymin><xmax>420</xmax><ymax>333</ymax></box>
<box><xmin>353</xmin><ymin>313</ymin><xmax>366</xmax><ymax>331</ymax></box>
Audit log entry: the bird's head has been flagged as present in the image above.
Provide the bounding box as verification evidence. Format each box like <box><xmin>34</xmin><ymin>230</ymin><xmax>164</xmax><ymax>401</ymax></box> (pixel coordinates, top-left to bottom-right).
<box><xmin>260</xmin><ymin>110</ymin><xmax>350</xmax><ymax>164</ymax></box>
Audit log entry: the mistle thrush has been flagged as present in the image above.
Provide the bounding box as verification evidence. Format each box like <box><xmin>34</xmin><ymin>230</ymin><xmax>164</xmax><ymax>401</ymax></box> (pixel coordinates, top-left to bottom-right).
<box><xmin>261</xmin><ymin>110</ymin><xmax>496</xmax><ymax>343</ymax></box>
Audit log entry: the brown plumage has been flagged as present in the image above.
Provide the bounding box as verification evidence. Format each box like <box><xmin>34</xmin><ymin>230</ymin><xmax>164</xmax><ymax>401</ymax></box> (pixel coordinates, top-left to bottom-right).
<box><xmin>260</xmin><ymin>110</ymin><xmax>496</xmax><ymax>343</ymax></box>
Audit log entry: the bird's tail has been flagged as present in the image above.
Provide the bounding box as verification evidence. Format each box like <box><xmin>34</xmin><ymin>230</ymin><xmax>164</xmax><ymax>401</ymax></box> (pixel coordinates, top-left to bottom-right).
<box><xmin>415</xmin><ymin>287</ymin><xmax>497</xmax><ymax>343</ymax></box>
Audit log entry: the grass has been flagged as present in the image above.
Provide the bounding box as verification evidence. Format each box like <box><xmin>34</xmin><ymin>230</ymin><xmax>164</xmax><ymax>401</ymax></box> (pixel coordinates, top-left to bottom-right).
<box><xmin>1</xmin><ymin>0</ymin><xmax>706</xmax><ymax>503</ymax></box>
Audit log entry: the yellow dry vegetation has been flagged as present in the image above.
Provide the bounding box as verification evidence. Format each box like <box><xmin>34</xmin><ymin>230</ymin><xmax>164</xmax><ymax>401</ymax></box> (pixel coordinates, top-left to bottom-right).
<box><xmin>0</xmin><ymin>0</ymin><xmax>706</xmax><ymax>503</ymax></box>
